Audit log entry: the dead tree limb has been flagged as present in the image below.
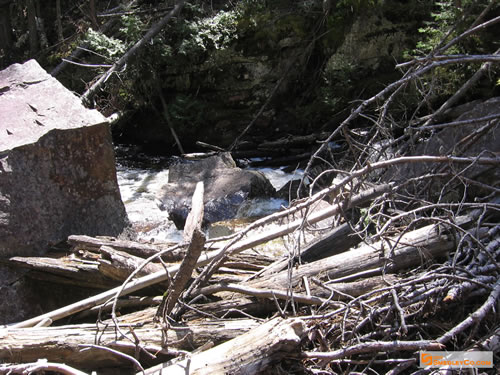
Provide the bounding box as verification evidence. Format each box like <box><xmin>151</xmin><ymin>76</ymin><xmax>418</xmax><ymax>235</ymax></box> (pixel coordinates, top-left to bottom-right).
<box><xmin>197</xmin><ymin>282</ymin><xmax>342</xmax><ymax>307</ymax></box>
<box><xmin>301</xmin><ymin>340</ymin><xmax>444</xmax><ymax>361</ymax></box>
<box><xmin>249</xmin><ymin>214</ymin><xmax>476</xmax><ymax>290</ymax></box>
<box><xmin>156</xmin><ymin>182</ymin><xmax>206</xmax><ymax>319</ymax></box>
<box><xmin>81</xmin><ymin>1</ymin><xmax>185</xmax><ymax>104</ymax></box>
<box><xmin>438</xmin><ymin>278</ymin><xmax>500</xmax><ymax>345</ymax></box>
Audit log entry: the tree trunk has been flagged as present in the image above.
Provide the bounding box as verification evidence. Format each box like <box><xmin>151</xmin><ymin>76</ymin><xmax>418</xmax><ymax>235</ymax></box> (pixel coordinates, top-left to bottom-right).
<box><xmin>55</xmin><ymin>0</ymin><xmax>63</xmax><ymax>42</ymax></box>
<box><xmin>142</xmin><ymin>318</ymin><xmax>305</xmax><ymax>375</ymax></box>
<box><xmin>27</xmin><ymin>0</ymin><xmax>38</xmax><ymax>55</ymax></box>
<box><xmin>0</xmin><ymin>319</ymin><xmax>261</xmax><ymax>368</ymax></box>
<box><xmin>81</xmin><ymin>1</ymin><xmax>186</xmax><ymax>104</ymax></box>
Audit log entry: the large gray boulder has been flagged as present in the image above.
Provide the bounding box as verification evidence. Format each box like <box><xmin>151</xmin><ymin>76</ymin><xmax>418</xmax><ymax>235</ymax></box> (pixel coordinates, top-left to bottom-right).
<box><xmin>0</xmin><ymin>59</ymin><xmax>129</xmax><ymax>324</ymax></box>
<box><xmin>0</xmin><ymin>60</ymin><xmax>128</xmax><ymax>257</ymax></box>
<box><xmin>161</xmin><ymin>153</ymin><xmax>275</xmax><ymax>228</ymax></box>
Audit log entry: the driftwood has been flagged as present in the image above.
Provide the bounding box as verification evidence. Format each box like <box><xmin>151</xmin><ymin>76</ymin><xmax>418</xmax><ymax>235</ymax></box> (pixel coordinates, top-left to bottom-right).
<box><xmin>248</xmin><ymin>217</ymin><xmax>472</xmax><ymax>290</ymax></box>
<box><xmin>0</xmin><ymin>319</ymin><xmax>260</xmax><ymax>368</ymax></box>
<box><xmin>6</xmin><ymin>254</ymin><xmax>118</xmax><ymax>289</ymax></box>
<box><xmin>141</xmin><ymin>318</ymin><xmax>305</xmax><ymax>375</ymax></box>
<box><xmin>98</xmin><ymin>246</ymin><xmax>164</xmax><ymax>283</ymax></box>
<box><xmin>11</xmin><ymin>185</ymin><xmax>388</xmax><ymax>328</ymax></box>
<box><xmin>157</xmin><ymin>182</ymin><xmax>206</xmax><ymax>318</ymax></box>
<box><xmin>68</xmin><ymin>235</ymin><xmax>184</xmax><ymax>262</ymax></box>
<box><xmin>256</xmin><ymin>221</ymin><xmax>362</xmax><ymax>278</ymax></box>
<box><xmin>0</xmin><ymin>360</ymin><xmax>88</xmax><ymax>375</ymax></box>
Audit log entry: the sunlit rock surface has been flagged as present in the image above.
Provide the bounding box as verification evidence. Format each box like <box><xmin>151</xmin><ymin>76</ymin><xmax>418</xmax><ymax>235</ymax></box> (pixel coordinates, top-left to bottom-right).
<box><xmin>0</xmin><ymin>59</ymin><xmax>128</xmax><ymax>324</ymax></box>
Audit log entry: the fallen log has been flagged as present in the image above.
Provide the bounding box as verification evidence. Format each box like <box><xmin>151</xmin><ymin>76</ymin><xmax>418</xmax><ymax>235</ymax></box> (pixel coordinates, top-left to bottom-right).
<box><xmin>141</xmin><ymin>317</ymin><xmax>305</xmax><ymax>375</ymax></box>
<box><xmin>98</xmin><ymin>246</ymin><xmax>164</xmax><ymax>283</ymax></box>
<box><xmin>68</xmin><ymin>235</ymin><xmax>184</xmax><ymax>262</ymax></box>
<box><xmin>249</xmin><ymin>216</ymin><xmax>475</xmax><ymax>290</ymax></box>
<box><xmin>0</xmin><ymin>319</ymin><xmax>260</xmax><ymax>368</ymax></box>
<box><xmin>10</xmin><ymin>185</ymin><xmax>389</xmax><ymax>328</ymax></box>
<box><xmin>0</xmin><ymin>360</ymin><xmax>88</xmax><ymax>375</ymax></box>
<box><xmin>5</xmin><ymin>254</ymin><xmax>118</xmax><ymax>289</ymax></box>
<box><xmin>256</xmin><ymin>221</ymin><xmax>362</xmax><ymax>278</ymax></box>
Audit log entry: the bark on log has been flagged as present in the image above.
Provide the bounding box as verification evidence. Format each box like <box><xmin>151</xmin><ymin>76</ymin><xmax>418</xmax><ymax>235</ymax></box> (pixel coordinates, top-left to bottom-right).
<box><xmin>68</xmin><ymin>235</ymin><xmax>184</xmax><ymax>262</ymax></box>
<box><xmin>141</xmin><ymin>318</ymin><xmax>305</xmax><ymax>375</ymax></box>
<box><xmin>257</xmin><ymin>221</ymin><xmax>362</xmax><ymax>278</ymax></box>
<box><xmin>0</xmin><ymin>319</ymin><xmax>260</xmax><ymax>368</ymax></box>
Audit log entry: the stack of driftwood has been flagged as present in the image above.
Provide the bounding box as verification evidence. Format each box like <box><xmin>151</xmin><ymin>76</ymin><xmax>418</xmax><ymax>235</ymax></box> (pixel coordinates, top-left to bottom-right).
<box><xmin>1</xmin><ymin>166</ymin><xmax>499</xmax><ymax>374</ymax></box>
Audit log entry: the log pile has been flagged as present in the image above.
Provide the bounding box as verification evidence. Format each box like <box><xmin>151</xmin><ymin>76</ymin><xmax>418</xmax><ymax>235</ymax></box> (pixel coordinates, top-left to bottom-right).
<box><xmin>2</xmin><ymin>11</ymin><xmax>500</xmax><ymax>373</ymax></box>
<box><xmin>1</xmin><ymin>169</ymin><xmax>498</xmax><ymax>374</ymax></box>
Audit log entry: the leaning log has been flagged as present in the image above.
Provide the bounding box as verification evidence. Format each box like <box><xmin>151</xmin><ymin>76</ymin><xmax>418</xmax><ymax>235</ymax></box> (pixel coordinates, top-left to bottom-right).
<box><xmin>0</xmin><ymin>319</ymin><xmax>260</xmax><ymax>368</ymax></box>
<box><xmin>156</xmin><ymin>182</ymin><xmax>206</xmax><ymax>318</ymax></box>
<box><xmin>141</xmin><ymin>318</ymin><xmax>305</xmax><ymax>375</ymax></box>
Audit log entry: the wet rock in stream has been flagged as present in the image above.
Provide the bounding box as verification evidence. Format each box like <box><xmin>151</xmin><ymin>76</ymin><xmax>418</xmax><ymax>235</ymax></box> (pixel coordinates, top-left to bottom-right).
<box><xmin>160</xmin><ymin>152</ymin><xmax>275</xmax><ymax>229</ymax></box>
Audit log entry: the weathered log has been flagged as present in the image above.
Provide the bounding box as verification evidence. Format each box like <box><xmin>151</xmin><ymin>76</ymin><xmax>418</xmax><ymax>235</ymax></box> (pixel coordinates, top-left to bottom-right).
<box><xmin>310</xmin><ymin>274</ymin><xmax>399</xmax><ymax>299</ymax></box>
<box><xmin>141</xmin><ymin>318</ymin><xmax>305</xmax><ymax>375</ymax></box>
<box><xmin>0</xmin><ymin>319</ymin><xmax>261</xmax><ymax>368</ymax></box>
<box><xmin>68</xmin><ymin>235</ymin><xmax>183</xmax><ymax>262</ymax></box>
<box><xmin>11</xmin><ymin>185</ymin><xmax>388</xmax><ymax>328</ymax></box>
<box><xmin>98</xmin><ymin>246</ymin><xmax>164</xmax><ymax>283</ymax></box>
<box><xmin>197</xmin><ymin>282</ymin><xmax>342</xmax><ymax>307</ymax></box>
<box><xmin>0</xmin><ymin>360</ymin><xmax>88</xmax><ymax>375</ymax></box>
<box><xmin>5</xmin><ymin>254</ymin><xmax>117</xmax><ymax>289</ymax></box>
<box><xmin>257</xmin><ymin>221</ymin><xmax>362</xmax><ymax>278</ymax></box>
<box><xmin>249</xmin><ymin>217</ymin><xmax>473</xmax><ymax>290</ymax></box>
<box><xmin>157</xmin><ymin>182</ymin><xmax>206</xmax><ymax>318</ymax></box>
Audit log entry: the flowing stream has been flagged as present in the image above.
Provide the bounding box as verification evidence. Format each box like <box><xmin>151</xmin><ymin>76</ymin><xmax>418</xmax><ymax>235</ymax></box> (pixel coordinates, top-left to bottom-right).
<box><xmin>115</xmin><ymin>150</ymin><xmax>303</xmax><ymax>243</ymax></box>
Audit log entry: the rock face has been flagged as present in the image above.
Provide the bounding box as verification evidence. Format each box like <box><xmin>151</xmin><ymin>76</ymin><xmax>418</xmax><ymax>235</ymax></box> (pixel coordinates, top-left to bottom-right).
<box><xmin>161</xmin><ymin>153</ymin><xmax>275</xmax><ymax>228</ymax></box>
<box><xmin>0</xmin><ymin>59</ymin><xmax>128</xmax><ymax>256</ymax></box>
<box><xmin>384</xmin><ymin>97</ymin><xmax>500</xmax><ymax>196</ymax></box>
<box><xmin>0</xmin><ymin>59</ymin><xmax>129</xmax><ymax>325</ymax></box>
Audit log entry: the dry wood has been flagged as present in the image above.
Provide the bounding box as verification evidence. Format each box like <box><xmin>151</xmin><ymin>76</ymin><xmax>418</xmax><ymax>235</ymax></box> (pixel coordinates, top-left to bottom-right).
<box><xmin>6</xmin><ymin>254</ymin><xmax>117</xmax><ymax>289</ymax></box>
<box><xmin>311</xmin><ymin>274</ymin><xmax>399</xmax><ymax>300</ymax></box>
<box><xmin>301</xmin><ymin>340</ymin><xmax>444</xmax><ymax>361</ymax></box>
<box><xmin>0</xmin><ymin>360</ymin><xmax>88</xmax><ymax>375</ymax></box>
<box><xmin>68</xmin><ymin>235</ymin><xmax>183</xmax><ymax>262</ymax></box>
<box><xmin>141</xmin><ymin>317</ymin><xmax>305</xmax><ymax>375</ymax></box>
<box><xmin>257</xmin><ymin>221</ymin><xmax>362</xmax><ymax>278</ymax></box>
<box><xmin>98</xmin><ymin>246</ymin><xmax>164</xmax><ymax>283</ymax></box>
<box><xmin>248</xmin><ymin>217</ymin><xmax>471</xmax><ymax>290</ymax></box>
<box><xmin>0</xmin><ymin>319</ymin><xmax>260</xmax><ymax>368</ymax></box>
<box><xmin>157</xmin><ymin>182</ymin><xmax>206</xmax><ymax>318</ymax></box>
<box><xmin>10</xmin><ymin>185</ymin><xmax>387</xmax><ymax>328</ymax></box>
<box><xmin>197</xmin><ymin>282</ymin><xmax>342</xmax><ymax>307</ymax></box>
